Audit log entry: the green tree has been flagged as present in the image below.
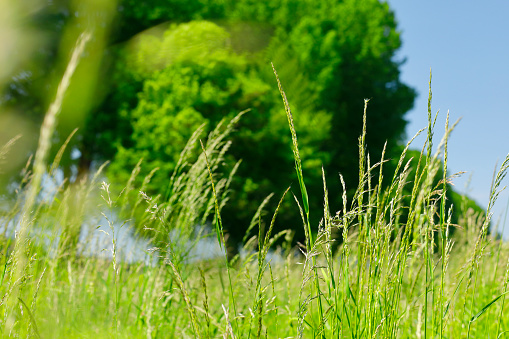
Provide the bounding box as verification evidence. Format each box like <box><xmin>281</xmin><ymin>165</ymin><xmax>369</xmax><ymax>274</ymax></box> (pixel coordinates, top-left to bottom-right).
<box><xmin>229</xmin><ymin>0</ymin><xmax>416</xmax><ymax>241</ymax></box>
<box><xmin>106</xmin><ymin>21</ymin><xmax>329</xmax><ymax>245</ymax></box>
<box><xmin>94</xmin><ymin>1</ymin><xmax>418</xmax><ymax>249</ymax></box>
<box><xmin>3</xmin><ymin>0</ymin><xmax>422</xmax><ymax>252</ymax></box>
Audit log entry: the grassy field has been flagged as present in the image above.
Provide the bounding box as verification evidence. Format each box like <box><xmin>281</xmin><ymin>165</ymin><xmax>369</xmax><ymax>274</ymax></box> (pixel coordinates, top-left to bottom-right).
<box><xmin>2</xmin><ymin>37</ymin><xmax>509</xmax><ymax>339</ymax></box>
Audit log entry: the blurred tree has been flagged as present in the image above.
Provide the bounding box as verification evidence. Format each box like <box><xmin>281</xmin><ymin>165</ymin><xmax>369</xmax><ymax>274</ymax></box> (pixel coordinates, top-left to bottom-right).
<box><xmin>104</xmin><ymin>21</ymin><xmax>331</xmax><ymax>247</ymax></box>
<box><xmin>113</xmin><ymin>0</ymin><xmax>226</xmax><ymax>42</ymax></box>
<box><xmin>99</xmin><ymin>0</ymin><xmax>419</xmax><ymax>251</ymax></box>
<box><xmin>12</xmin><ymin>0</ymin><xmax>489</xmax><ymax>255</ymax></box>
<box><xmin>1</xmin><ymin>0</ymin><xmax>220</xmax><ymax>183</ymax></box>
<box><xmin>222</xmin><ymin>0</ymin><xmax>417</xmax><ymax>243</ymax></box>
<box><xmin>3</xmin><ymin>0</ymin><xmax>418</xmax><ymax>251</ymax></box>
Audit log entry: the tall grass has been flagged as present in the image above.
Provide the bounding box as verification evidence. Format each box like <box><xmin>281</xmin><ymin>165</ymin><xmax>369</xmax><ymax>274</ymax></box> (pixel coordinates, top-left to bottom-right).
<box><xmin>2</xmin><ymin>33</ymin><xmax>509</xmax><ymax>338</ymax></box>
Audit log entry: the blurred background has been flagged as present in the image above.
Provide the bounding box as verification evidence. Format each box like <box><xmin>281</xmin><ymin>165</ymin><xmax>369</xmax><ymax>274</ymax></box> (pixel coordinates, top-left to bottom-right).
<box><xmin>1</xmin><ymin>0</ymin><xmax>508</xmax><ymax>250</ymax></box>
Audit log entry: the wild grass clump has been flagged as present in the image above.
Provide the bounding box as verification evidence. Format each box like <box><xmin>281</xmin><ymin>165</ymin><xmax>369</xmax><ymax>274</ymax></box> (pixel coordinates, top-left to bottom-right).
<box><xmin>2</xmin><ymin>34</ymin><xmax>509</xmax><ymax>338</ymax></box>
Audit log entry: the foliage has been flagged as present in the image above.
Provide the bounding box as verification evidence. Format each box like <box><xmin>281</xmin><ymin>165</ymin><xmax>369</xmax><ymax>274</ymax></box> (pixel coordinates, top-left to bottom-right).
<box><xmin>95</xmin><ymin>0</ymin><xmax>417</xmax><ymax>249</ymax></box>
<box><xmin>11</xmin><ymin>1</ymin><xmax>489</xmax><ymax>253</ymax></box>
<box><xmin>114</xmin><ymin>0</ymin><xmax>227</xmax><ymax>42</ymax></box>
<box><xmin>94</xmin><ymin>20</ymin><xmax>311</xmax><ymax>246</ymax></box>
<box><xmin>1</xmin><ymin>0</ymin><xmax>416</xmax><ymax>246</ymax></box>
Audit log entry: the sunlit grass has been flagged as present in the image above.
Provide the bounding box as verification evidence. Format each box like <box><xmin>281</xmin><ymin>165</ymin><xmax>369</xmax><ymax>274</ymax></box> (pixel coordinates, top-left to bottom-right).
<box><xmin>2</xmin><ymin>30</ymin><xmax>509</xmax><ymax>339</ymax></box>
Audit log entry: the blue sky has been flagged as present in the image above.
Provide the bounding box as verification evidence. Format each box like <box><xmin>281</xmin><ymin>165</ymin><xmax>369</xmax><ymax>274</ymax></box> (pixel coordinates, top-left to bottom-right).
<box><xmin>385</xmin><ymin>1</ymin><xmax>509</xmax><ymax>236</ymax></box>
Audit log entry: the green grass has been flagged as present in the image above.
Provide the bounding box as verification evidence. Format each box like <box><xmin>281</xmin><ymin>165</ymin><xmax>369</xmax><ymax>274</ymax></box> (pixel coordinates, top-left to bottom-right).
<box><xmin>2</xmin><ymin>36</ymin><xmax>509</xmax><ymax>339</ymax></box>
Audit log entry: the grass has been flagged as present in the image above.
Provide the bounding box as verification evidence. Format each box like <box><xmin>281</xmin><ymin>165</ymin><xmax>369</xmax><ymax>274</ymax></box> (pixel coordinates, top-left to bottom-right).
<box><xmin>2</xmin><ymin>35</ymin><xmax>509</xmax><ymax>339</ymax></box>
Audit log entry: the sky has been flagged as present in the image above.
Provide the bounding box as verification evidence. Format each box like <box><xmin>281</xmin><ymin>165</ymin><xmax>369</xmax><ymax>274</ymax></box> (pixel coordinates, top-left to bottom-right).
<box><xmin>384</xmin><ymin>1</ymin><xmax>509</xmax><ymax>237</ymax></box>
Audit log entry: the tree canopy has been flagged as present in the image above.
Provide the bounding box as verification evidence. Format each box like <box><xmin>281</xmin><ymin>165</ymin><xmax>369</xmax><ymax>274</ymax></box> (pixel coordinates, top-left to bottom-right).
<box><xmin>90</xmin><ymin>0</ymin><xmax>418</xmax><ymax>247</ymax></box>
<box><xmin>6</xmin><ymin>0</ymin><xmax>463</xmax><ymax>250</ymax></box>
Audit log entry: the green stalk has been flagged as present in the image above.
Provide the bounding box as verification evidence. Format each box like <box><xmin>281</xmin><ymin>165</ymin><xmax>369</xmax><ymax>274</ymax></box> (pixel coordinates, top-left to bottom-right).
<box><xmin>421</xmin><ymin>69</ymin><xmax>442</xmax><ymax>338</ymax></box>
<box><xmin>272</xmin><ymin>63</ymin><xmax>324</xmax><ymax>337</ymax></box>
<box><xmin>4</xmin><ymin>32</ymin><xmax>90</xmax><ymax>334</ymax></box>
<box><xmin>201</xmin><ymin>140</ymin><xmax>238</xmax><ymax>333</ymax></box>
<box><xmin>424</xmin><ymin>69</ymin><xmax>433</xmax><ymax>339</ymax></box>
<box><xmin>439</xmin><ymin>112</ymin><xmax>450</xmax><ymax>338</ymax></box>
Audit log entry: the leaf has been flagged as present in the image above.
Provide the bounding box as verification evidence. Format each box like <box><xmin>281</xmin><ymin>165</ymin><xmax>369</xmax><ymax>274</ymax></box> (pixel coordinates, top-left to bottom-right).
<box><xmin>470</xmin><ymin>291</ymin><xmax>509</xmax><ymax>323</ymax></box>
<box><xmin>348</xmin><ymin>284</ymin><xmax>357</xmax><ymax>307</ymax></box>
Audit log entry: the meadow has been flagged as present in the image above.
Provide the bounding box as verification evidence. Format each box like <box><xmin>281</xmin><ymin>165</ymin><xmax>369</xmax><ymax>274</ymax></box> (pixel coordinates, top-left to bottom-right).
<box><xmin>2</xmin><ymin>35</ymin><xmax>509</xmax><ymax>339</ymax></box>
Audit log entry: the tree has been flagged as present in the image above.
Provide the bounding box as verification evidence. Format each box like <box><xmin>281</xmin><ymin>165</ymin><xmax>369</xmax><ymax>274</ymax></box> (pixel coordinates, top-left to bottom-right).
<box><xmin>3</xmin><ymin>0</ymin><xmax>421</xmax><ymax>252</ymax></box>
<box><xmin>229</xmin><ymin>0</ymin><xmax>416</xmax><ymax>240</ymax></box>
<box><xmin>105</xmin><ymin>21</ymin><xmax>327</xmax><ymax>246</ymax></box>
<box><xmin>102</xmin><ymin>0</ymin><xmax>417</xmax><ymax>250</ymax></box>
